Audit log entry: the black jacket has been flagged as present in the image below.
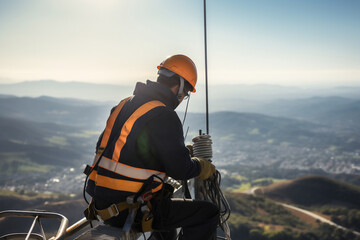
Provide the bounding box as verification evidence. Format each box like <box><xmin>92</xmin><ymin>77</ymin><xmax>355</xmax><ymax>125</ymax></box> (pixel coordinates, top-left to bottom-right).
<box><xmin>89</xmin><ymin>80</ymin><xmax>200</xmax><ymax>207</ymax></box>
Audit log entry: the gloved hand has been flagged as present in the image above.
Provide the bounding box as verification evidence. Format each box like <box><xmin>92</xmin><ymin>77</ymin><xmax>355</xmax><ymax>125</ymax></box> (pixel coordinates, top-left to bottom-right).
<box><xmin>186</xmin><ymin>144</ymin><xmax>194</xmax><ymax>157</ymax></box>
<box><xmin>192</xmin><ymin>157</ymin><xmax>216</xmax><ymax>180</ymax></box>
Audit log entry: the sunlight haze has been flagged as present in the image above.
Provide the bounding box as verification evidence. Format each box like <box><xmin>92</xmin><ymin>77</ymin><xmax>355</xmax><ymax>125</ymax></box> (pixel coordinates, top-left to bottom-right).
<box><xmin>0</xmin><ymin>0</ymin><xmax>359</xmax><ymax>87</ymax></box>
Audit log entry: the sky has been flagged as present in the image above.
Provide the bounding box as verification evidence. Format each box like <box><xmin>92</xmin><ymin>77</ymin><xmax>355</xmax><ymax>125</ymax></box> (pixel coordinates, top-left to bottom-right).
<box><xmin>0</xmin><ymin>0</ymin><xmax>360</xmax><ymax>87</ymax></box>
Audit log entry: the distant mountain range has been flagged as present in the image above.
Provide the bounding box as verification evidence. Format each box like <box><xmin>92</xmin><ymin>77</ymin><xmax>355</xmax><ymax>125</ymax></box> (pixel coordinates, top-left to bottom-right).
<box><xmin>0</xmin><ymin>95</ymin><xmax>112</xmax><ymax>129</ymax></box>
<box><xmin>184</xmin><ymin>110</ymin><xmax>360</xmax><ymax>152</ymax></box>
<box><xmin>0</xmin><ymin>80</ymin><xmax>132</xmax><ymax>102</ymax></box>
<box><xmin>1</xmin><ymin>94</ymin><xmax>359</xmax><ymax>151</ymax></box>
<box><xmin>1</xmin><ymin>80</ymin><xmax>360</xmax><ymax>115</ymax></box>
<box><xmin>258</xmin><ymin>96</ymin><xmax>360</xmax><ymax>130</ymax></box>
<box><xmin>0</xmin><ymin>94</ymin><xmax>359</xmax><ymax>180</ymax></box>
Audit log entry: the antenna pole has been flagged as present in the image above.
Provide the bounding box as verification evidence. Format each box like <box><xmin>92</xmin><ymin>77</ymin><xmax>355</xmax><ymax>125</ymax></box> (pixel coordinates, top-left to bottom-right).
<box><xmin>203</xmin><ymin>0</ymin><xmax>209</xmax><ymax>134</ymax></box>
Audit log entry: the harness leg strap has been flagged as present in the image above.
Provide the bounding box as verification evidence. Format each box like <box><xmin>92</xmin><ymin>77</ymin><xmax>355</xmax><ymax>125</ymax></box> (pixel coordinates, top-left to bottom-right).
<box><xmin>123</xmin><ymin>208</ymin><xmax>137</xmax><ymax>233</ymax></box>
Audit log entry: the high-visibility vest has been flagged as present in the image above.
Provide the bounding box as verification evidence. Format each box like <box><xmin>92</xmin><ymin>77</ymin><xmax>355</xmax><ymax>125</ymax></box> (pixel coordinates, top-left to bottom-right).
<box><xmin>87</xmin><ymin>97</ymin><xmax>167</xmax><ymax>195</ymax></box>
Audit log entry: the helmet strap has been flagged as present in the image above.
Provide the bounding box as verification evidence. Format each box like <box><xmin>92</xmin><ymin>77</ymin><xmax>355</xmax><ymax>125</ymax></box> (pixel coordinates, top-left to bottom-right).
<box><xmin>177</xmin><ymin>77</ymin><xmax>185</xmax><ymax>101</ymax></box>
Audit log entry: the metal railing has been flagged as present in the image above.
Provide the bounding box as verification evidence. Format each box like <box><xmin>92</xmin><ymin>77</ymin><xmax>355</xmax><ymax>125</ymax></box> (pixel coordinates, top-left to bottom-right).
<box><xmin>0</xmin><ymin>210</ymin><xmax>94</xmax><ymax>240</ymax></box>
<box><xmin>0</xmin><ymin>210</ymin><xmax>69</xmax><ymax>240</ymax></box>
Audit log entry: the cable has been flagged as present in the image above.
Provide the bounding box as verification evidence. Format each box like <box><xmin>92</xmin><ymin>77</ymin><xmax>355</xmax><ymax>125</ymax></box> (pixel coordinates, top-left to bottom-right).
<box><xmin>182</xmin><ymin>94</ymin><xmax>191</xmax><ymax>126</ymax></box>
<box><xmin>182</xmin><ymin>94</ymin><xmax>191</xmax><ymax>142</ymax></box>
<box><xmin>203</xmin><ymin>0</ymin><xmax>210</xmax><ymax>134</ymax></box>
<box><xmin>83</xmin><ymin>174</ymin><xmax>90</xmax><ymax>205</ymax></box>
<box><xmin>200</xmin><ymin>172</ymin><xmax>231</xmax><ymax>240</ymax></box>
<box><xmin>193</xmin><ymin>135</ymin><xmax>231</xmax><ymax>239</ymax></box>
<box><xmin>201</xmin><ymin>1</ymin><xmax>230</xmax><ymax>236</ymax></box>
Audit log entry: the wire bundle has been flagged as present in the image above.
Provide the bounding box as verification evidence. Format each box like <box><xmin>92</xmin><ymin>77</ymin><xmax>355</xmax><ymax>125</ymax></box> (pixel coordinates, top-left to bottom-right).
<box><xmin>205</xmin><ymin>171</ymin><xmax>231</xmax><ymax>240</ymax></box>
<box><xmin>193</xmin><ymin>135</ymin><xmax>231</xmax><ymax>240</ymax></box>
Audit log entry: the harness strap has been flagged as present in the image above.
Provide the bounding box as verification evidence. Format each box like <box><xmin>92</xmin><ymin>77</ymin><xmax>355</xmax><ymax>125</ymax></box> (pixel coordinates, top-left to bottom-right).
<box><xmin>84</xmin><ymin>198</ymin><xmax>155</xmax><ymax>232</ymax></box>
<box><xmin>141</xmin><ymin>202</ymin><xmax>154</xmax><ymax>232</ymax></box>
<box><xmin>183</xmin><ymin>180</ymin><xmax>192</xmax><ymax>199</ymax></box>
<box><xmin>96</xmin><ymin>201</ymin><xmax>141</xmax><ymax>222</ymax></box>
<box><xmin>84</xmin><ymin>199</ymin><xmax>142</xmax><ymax>222</ymax></box>
<box><xmin>83</xmin><ymin>97</ymin><xmax>131</xmax><ymax>178</ymax></box>
<box><xmin>98</xmin><ymin>97</ymin><xmax>132</xmax><ymax>153</ymax></box>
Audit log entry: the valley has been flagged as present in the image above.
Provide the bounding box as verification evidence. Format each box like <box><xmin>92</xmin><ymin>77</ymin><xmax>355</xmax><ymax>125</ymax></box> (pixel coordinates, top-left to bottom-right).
<box><xmin>0</xmin><ymin>82</ymin><xmax>360</xmax><ymax>239</ymax></box>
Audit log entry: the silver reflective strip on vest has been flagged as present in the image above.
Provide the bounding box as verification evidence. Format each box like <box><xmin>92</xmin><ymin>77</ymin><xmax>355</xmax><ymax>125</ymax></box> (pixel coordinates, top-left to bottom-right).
<box><xmin>98</xmin><ymin>157</ymin><xmax>166</xmax><ymax>180</ymax></box>
<box><xmin>92</xmin><ymin>154</ymin><xmax>100</xmax><ymax>166</ymax></box>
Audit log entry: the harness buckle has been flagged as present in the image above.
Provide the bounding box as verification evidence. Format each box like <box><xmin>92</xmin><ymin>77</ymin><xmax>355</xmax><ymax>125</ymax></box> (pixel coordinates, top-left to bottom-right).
<box><xmin>109</xmin><ymin>203</ymin><xmax>120</xmax><ymax>217</ymax></box>
<box><xmin>126</xmin><ymin>195</ymin><xmax>135</xmax><ymax>204</ymax></box>
<box><xmin>96</xmin><ymin>214</ymin><xmax>104</xmax><ymax>222</ymax></box>
<box><xmin>141</xmin><ymin>204</ymin><xmax>150</xmax><ymax>214</ymax></box>
<box><xmin>83</xmin><ymin>164</ymin><xmax>92</xmax><ymax>176</ymax></box>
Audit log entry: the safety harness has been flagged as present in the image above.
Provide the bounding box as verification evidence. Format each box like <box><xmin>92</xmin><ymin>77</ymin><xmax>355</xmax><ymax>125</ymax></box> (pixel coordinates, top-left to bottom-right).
<box><xmin>84</xmin><ymin>175</ymin><xmax>172</xmax><ymax>233</ymax></box>
<box><xmin>82</xmin><ymin>97</ymin><xmax>173</xmax><ymax>233</ymax></box>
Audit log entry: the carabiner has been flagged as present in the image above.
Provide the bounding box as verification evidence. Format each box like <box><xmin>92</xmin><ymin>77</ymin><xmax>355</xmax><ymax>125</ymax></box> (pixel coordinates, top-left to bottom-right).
<box><xmin>142</xmin><ymin>191</ymin><xmax>153</xmax><ymax>201</ymax></box>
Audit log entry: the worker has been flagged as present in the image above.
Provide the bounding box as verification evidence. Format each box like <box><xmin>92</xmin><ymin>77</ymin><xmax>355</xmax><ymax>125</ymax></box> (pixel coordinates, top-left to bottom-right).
<box><xmin>85</xmin><ymin>54</ymin><xmax>219</xmax><ymax>240</ymax></box>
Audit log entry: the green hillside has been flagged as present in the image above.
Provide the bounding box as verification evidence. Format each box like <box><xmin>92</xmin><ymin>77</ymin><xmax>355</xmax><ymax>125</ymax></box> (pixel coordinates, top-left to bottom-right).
<box><xmin>261</xmin><ymin>175</ymin><xmax>360</xmax><ymax>233</ymax></box>
<box><xmin>227</xmin><ymin>192</ymin><xmax>360</xmax><ymax>240</ymax></box>
<box><xmin>227</xmin><ymin>192</ymin><xmax>310</xmax><ymax>239</ymax></box>
<box><xmin>0</xmin><ymin>116</ymin><xmax>96</xmax><ymax>174</ymax></box>
<box><xmin>262</xmin><ymin>175</ymin><xmax>360</xmax><ymax>209</ymax></box>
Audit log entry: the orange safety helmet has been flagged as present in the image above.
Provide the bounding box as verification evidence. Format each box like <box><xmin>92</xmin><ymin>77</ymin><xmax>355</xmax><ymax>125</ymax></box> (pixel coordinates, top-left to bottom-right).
<box><xmin>157</xmin><ymin>54</ymin><xmax>197</xmax><ymax>93</ymax></box>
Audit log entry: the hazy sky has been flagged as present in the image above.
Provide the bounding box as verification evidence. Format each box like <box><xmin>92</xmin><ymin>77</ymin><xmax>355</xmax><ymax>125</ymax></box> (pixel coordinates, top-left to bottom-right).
<box><xmin>0</xmin><ymin>0</ymin><xmax>359</xmax><ymax>87</ymax></box>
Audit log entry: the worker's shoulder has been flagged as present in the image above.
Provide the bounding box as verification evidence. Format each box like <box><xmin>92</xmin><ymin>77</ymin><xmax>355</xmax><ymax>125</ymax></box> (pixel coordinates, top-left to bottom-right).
<box><xmin>149</xmin><ymin>105</ymin><xmax>180</xmax><ymax>124</ymax></box>
<box><xmin>131</xmin><ymin>96</ymin><xmax>179</xmax><ymax>123</ymax></box>
<box><xmin>159</xmin><ymin>104</ymin><xmax>177</xmax><ymax>114</ymax></box>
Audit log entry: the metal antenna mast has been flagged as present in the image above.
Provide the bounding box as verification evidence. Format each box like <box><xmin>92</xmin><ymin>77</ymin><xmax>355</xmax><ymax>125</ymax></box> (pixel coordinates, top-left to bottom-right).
<box><xmin>203</xmin><ymin>0</ymin><xmax>209</xmax><ymax>134</ymax></box>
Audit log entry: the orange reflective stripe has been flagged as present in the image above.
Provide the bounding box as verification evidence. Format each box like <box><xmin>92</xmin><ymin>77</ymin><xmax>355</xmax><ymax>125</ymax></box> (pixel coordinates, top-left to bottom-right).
<box><xmin>112</xmin><ymin>100</ymin><xmax>165</xmax><ymax>162</ymax></box>
<box><xmin>99</xmin><ymin>97</ymin><xmax>131</xmax><ymax>149</ymax></box>
<box><xmin>89</xmin><ymin>169</ymin><xmax>162</xmax><ymax>193</ymax></box>
<box><xmin>91</xmin><ymin>100</ymin><xmax>166</xmax><ymax>194</ymax></box>
<box><xmin>89</xmin><ymin>170</ymin><xmax>97</xmax><ymax>181</ymax></box>
<box><xmin>95</xmin><ymin>174</ymin><xmax>144</xmax><ymax>193</ymax></box>
<box><xmin>151</xmin><ymin>183</ymin><xmax>163</xmax><ymax>193</ymax></box>
<box><xmin>99</xmin><ymin>156</ymin><xmax>166</xmax><ymax>181</ymax></box>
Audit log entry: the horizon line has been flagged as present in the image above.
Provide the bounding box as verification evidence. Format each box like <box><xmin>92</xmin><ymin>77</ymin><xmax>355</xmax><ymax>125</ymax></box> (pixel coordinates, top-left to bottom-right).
<box><xmin>1</xmin><ymin>79</ymin><xmax>360</xmax><ymax>89</ymax></box>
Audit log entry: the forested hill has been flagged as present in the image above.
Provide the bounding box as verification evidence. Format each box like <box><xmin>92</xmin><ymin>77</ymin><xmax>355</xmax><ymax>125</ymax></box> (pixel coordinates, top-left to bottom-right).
<box><xmin>261</xmin><ymin>175</ymin><xmax>360</xmax><ymax>208</ymax></box>
<box><xmin>1</xmin><ymin>80</ymin><xmax>360</xmax><ymax>117</ymax></box>
<box><xmin>230</xmin><ymin>175</ymin><xmax>360</xmax><ymax>239</ymax></box>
